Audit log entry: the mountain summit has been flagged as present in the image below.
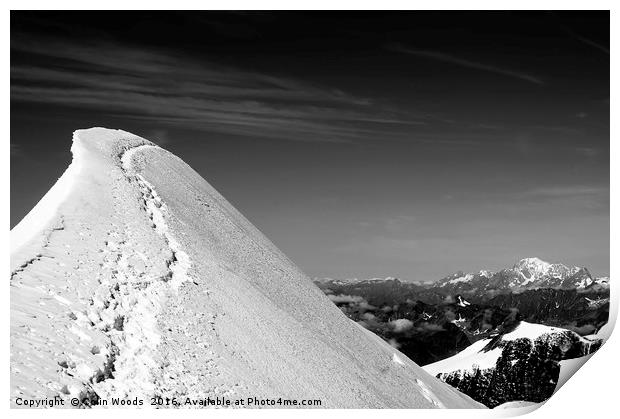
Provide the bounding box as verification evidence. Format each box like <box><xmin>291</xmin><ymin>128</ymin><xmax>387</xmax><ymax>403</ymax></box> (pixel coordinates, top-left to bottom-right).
<box><xmin>10</xmin><ymin>128</ymin><xmax>480</xmax><ymax>408</ymax></box>
<box><xmin>512</xmin><ymin>257</ymin><xmax>591</xmax><ymax>286</ymax></box>
<box><xmin>436</xmin><ymin>257</ymin><xmax>594</xmax><ymax>293</ymax></box>
<box><xmin>513</xmin><ymin>257</ymin><xmax>554</xmax><ymax>277</ymax></box>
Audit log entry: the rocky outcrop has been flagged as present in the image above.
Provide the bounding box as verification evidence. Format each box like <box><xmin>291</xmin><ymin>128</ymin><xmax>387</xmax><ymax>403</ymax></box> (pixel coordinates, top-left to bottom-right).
<box><xmin>424</xmin><ymin>322</ymin><xmax>603</xmax><ymax>408</ymax></box>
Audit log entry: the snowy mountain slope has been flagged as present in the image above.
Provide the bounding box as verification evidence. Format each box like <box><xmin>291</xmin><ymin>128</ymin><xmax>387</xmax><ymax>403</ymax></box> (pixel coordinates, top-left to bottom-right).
<box><xmin>10</xmin><ymin>128</ymin><xmax>481</xmax><ymax>408</ymax></box>
<box><xmin>554</xmin><ymin>307</ymin><xmax>615</xmax><ymax>394</ymax></box>
<box><xmin>493</xmin><ymin>400</ymin><xmax>541</xmax><ymax>410</ymax></box>
<box><xmin>423</xmin><ymin>321</ymin><xmax>602</xmax><ymax>407</ymax></box>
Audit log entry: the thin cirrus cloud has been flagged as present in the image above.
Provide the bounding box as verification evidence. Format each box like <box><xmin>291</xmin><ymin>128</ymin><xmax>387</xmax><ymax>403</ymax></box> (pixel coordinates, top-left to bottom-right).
<box><xmin>387</xmin><ymin>43</ymin><xmax>544</xmax><ymax>85</ymax></box>
<box><xmin>521</xmin><ymin>185</ymin><xmax>609</xmax><ymax>207</ymax></box>
<box><xmin>573</xmin><ymin>34</ymin><xmax>610</xmax><ymax>54</ymax></box>
<box><xmin>499</xmin><ymin>185</ymin><xmax>610</xmax><ymax>213</ymax></box>
<box><xmin>11</xmin><ymin>37</ymin><xmax>433</xmax><ymax>144</ymax></box>
<box><xmin>523</xmin><ymin>185</ymin><xmax>609</xmax><ymax>198</ymax></box>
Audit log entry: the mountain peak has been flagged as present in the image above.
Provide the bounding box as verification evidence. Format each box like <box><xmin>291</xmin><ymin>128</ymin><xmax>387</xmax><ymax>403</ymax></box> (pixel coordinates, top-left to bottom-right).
<box><xmin>10</xmin><ymin>128</ymin><xmax>479</xmax><ymax>408</ymax></box>
<box><xmin>433</xmin><ymin>257</ymin><xmax>594</xmax><ymax>292</ymax></box>
<box><xmin>514</xmin><ymin>257</ymin><xmax>553</xmax><ymax>272</ymax></box>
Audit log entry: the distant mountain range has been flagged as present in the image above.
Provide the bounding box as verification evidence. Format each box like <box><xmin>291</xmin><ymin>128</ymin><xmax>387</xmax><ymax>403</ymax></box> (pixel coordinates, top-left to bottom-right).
<box><xmin>435</xmin><ymin>257</ymin><xmax>597</xmax><ymax>295</ymax></box>
<box><xmin>317</xmin><ymin>257</ymin><xmax>607</xmax><ymax>296</ymax></box>
<box><xmin>314</xmin><ymin>257</ymin><xmax>610</xmax><ymax>407</ymax></box>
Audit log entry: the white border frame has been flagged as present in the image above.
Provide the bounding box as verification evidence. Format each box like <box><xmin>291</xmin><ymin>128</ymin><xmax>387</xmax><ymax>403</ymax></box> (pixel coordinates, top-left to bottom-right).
<box><xmin>3</xmin><ymin>3</ymin><xmax>616</xmax><ymax>418</ymax></box>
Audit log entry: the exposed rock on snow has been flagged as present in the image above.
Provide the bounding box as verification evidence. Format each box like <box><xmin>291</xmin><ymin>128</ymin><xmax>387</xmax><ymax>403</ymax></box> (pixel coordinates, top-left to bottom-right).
<box><xmin>455</xmin><ymin>295</ymin><xmax>470</xmax><ymax>307</ymax></box>
<box><xmin>424</xmin><ymin>321</ymin><xmax>602</xmax><ymax>408</ymax></box>
<box><xmin>554</xmin><ymin>315</ymin><xmax>615</xmax><ymax>394</ymax></box>
<box><xmin>315</xmin><ymin>272</ymin><xmax>609</xmax><ymax>369</ymax></box>
<box><xmin>10</xmin><ymin>128</ymin><xmax>481</xmax><ymax>408</ymax></box>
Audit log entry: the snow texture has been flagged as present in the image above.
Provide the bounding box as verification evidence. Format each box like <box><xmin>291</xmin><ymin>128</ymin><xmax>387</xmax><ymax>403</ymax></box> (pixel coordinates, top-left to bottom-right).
<box><xmin>424</xmin><ymin>321</ymin><xmax>599</xmax><ymax>378</ymax></box>
<box><xmin>554</xmin><ymin>301</ymin><xmax>616</xmax><ymax>394</ymax></box>
<box><xmin>10</xmin><ymin>128</ymin><xmax>482</xmax><ymax>409</ymax></box>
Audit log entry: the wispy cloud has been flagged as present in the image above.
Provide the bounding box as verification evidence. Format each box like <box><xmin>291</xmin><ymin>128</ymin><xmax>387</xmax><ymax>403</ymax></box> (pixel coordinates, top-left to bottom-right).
<box><xmin>389</xmin><ymin>318</ymin><xmax>414</xmax><ymax>333</ymax></box>
<box><xmin>572</xmin><ymin>34</ymin><xmax>609</xmax><ymax>54</ymax></box>
<box><xmin>387</xmin><ymin>43</ymin><xmax>544</xmax><ymax>85</ymax></box>
<box><xmin>522</xmin><ymin>185</ymin><xmax>609</xmax><ymax>199</ymax></box>
<box><xmin>11</xmin><ymin>36</ymin><xmax>433</xmax><ymax>144</ymax></box>
<box><xmin>509</xmin><ymin>185</ymin><xmax>610</xmax><ymax>213</ymax></box>
<box><xmin>551</xmin><ymin>15</ymin><xmax>610</xmax><ymax>55</ymax></box>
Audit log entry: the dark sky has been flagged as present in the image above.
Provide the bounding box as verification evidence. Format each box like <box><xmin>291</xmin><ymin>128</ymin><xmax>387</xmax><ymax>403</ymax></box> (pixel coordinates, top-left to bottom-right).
<box><xmin>10</xmin><ymin>11</ymin><xmax>610</xmax><ymax>281</ymax></box>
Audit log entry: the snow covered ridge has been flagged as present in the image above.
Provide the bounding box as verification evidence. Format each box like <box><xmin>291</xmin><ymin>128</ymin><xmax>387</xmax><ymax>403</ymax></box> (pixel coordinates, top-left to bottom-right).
<box><xmin>424</xmin><ymin>321</ymin><xmax>604</xmax><ymax>408</ymax></box>
<box><xmin>10</xmin><ymin>128</ymin><xmax>481</xmax><ymax>409</ymax></box>
<box><xmin>11</xmin><ymin>130</ymin><xmax>192</xmax><ymax>404</ymax></box>
<box><xmin>11</xmin><ymin>131</ymin><xmax>86</xmax><ymax>255</ymax></box>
